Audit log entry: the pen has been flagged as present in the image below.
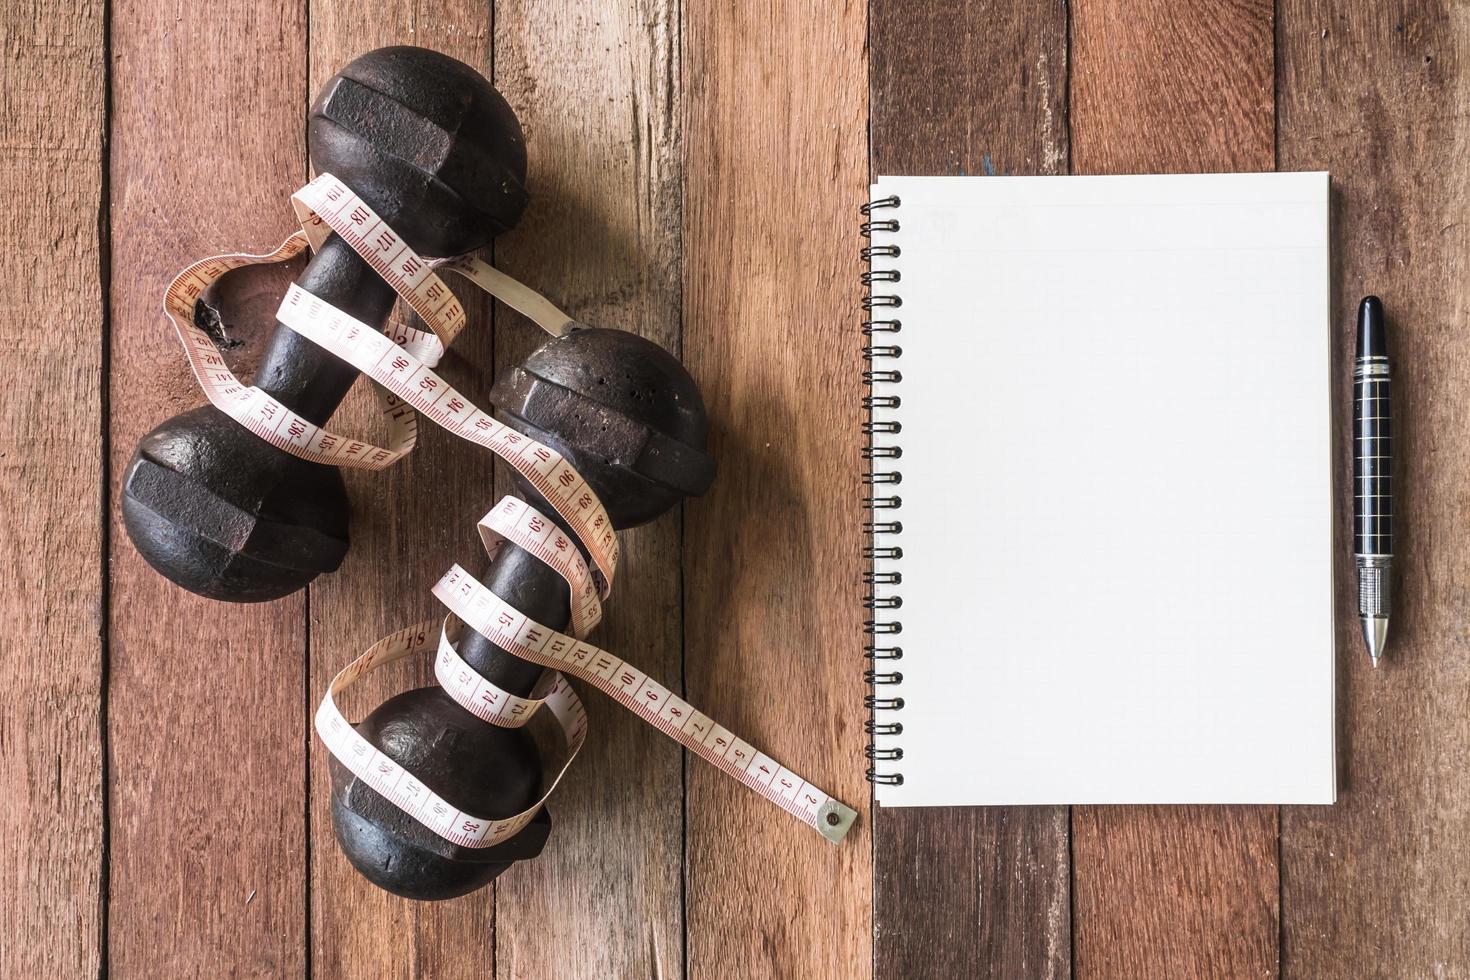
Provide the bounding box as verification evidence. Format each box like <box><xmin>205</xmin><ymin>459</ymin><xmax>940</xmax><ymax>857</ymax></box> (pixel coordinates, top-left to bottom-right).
<box><xmin>1354</xmin><ymin>295</ymin><xmax>1393</xmax><ymax>666</ymax></box>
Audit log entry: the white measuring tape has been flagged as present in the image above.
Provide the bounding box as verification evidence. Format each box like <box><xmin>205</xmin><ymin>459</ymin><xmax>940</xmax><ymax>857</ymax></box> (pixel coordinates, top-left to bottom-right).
<box><xmin>165</xmin><ymin>172</ymin><xmax>620</xmax><ymax>587</ymax></box>
<box><xmin>163</xmin><ymin>174</ymin><xmax>858</xmax><ymax>849</ymax></box>
<box><xmin>316</xmin><ymin>617</ymin><xmax>588</xmax><ymax>848</ymax></box>
<box><xmin>431</xmin><ymin>556</ymin><xmax>858</xmax><ymax>844</ymax></box>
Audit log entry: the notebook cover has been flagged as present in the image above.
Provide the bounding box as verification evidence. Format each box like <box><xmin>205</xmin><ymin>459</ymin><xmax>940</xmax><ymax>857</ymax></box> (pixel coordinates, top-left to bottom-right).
<box><xmin>864</xmin><ymin>172</ymin><xmax>1335</xmax><ymax>806</ymax></box>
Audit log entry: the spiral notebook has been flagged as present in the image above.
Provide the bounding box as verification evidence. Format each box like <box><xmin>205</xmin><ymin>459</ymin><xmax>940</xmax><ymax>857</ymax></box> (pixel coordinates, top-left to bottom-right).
<box><xmin>863</xmin><ymin>172</ymin><xmax>1335</xmax><ymax>806</ymax></box>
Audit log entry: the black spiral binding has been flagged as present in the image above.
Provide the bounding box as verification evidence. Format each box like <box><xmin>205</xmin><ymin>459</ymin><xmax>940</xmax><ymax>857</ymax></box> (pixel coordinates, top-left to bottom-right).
<box><xmin>860</xmin><ymin>194</ymin><xmax>904</xmax><ymax>787</ymax></box>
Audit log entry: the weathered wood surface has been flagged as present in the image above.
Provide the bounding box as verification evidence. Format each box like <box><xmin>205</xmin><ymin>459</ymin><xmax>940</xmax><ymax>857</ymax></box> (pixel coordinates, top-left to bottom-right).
<box><xmin>8</xmin><ymin>1</ymin><xmax>1470</xmax><ymax>976</ymax></box>
<box><xmin>869</xmin><ymin>1</ymin><xmax>1072</xmax><ymax>977</ymax></box>
<box><xmin>491</xmin><ymin>1</ymin><xmax>687</xmax><ymax>977</ymax></box>
<box><xmin>1278</xmin><ymin>3</ymin><xmax>1470</xmax><ymax>976</ymax></box>
<box><xmin>1068</xmin><ymin>1</ymin><xmax>1283</xmax><ymax>978</ymax></box>
<box><xmin>1072</xmin><ymin>807</ymin><xmax>1281</xmax><ymax>979</ymax></box>
<box><xmin>871</xmin><ymin>0</ymin><xmax>1069</xmax><ymax>178</ymax></box>
<box><xmin>0</xmin><ymin>1</ymin><xmax>105</xmax><ymax>977</ymax></box>
<box><xmin>304</xmin><ymin>5</ymin><xmax>501</xmax><ymax>978</ymax></box>
<box><xmin>681</xmin><ymin>0</ymin><xmax>872</xmax><ymax>976</ymax></box>
<box><xmin>106</xmin><ymin>1</ymin><xmax>310</xmax><ymax>975</ymax></box>
<box><xmin>1070</xmin><ymin>0</ymin><xmax>1276</xmax><ymax>176</ymax></box>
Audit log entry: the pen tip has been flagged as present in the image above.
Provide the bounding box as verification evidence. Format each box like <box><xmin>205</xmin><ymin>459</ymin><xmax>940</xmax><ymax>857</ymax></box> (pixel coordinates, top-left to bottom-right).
<box><xmin>1361</xmin><ymin>616</ymin><xmax>1389</xmax><ymax>667</ymax></box>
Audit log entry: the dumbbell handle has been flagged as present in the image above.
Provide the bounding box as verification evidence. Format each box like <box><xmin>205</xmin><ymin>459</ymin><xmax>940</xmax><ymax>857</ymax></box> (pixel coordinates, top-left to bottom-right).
<box><xmin>457</xmin><ymin>519</ymin><xmax>575</xmax><ymax>698</ymax></box>
<box><xmin>269</xmin><ymin>233</ymin><xmax>574</xmax><ymax>698</ymax></box>
<box><xmin>252</xmin><ymin>233</ymin><xmax>398</xmax><ymax>426</ymax></box>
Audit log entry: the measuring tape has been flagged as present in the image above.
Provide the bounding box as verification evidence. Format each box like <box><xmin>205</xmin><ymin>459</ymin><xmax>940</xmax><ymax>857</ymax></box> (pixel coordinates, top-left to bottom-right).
<box><xmin>274</xmin><ymin>282</ymin><xmax>619</xmax><ymax>592</ymax></box>
<box><xmin>475</xmin><ymin>495</ymin><xmax>603</xmax><ymax>640</ymax></box>
<box><xmin>164</xmin><ymin>175</ymin><xmax>858</xmax><ymax>851</ymax></box>
<box><xmin>162</xmin><ymin>174</ymin><xmax>573</xmax><ymax>469</ymax></box>
<box><xmin>162</xmin><ymin>176</ymin><xmax>462</xmax><ymax>471</ymax></box>
<box><xmin>317</xmin><ymin>493</ymin><xmax>856</xmax><ymax>848</ymax></box>
<box><xmin>315</xmin><ymin>617</ymin><xmax>588</xmax><ymax>849</ymax></box>
<box><xmin>431</xmin><ymin>554</ymin><xmax>859</xmax><ymax>844</ymax></box>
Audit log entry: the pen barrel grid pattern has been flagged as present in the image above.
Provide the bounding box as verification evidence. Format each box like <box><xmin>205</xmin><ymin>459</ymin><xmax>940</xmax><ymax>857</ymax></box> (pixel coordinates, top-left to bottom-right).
<box><xmin>1353</xmin><ymin>359</ymin><xmax>1393</xmax><ymax>557</ymax></box>
<box><xmin>861</xmin><ymin>194</ymin><xmax>904</xmax><ymax>787</ymax></box>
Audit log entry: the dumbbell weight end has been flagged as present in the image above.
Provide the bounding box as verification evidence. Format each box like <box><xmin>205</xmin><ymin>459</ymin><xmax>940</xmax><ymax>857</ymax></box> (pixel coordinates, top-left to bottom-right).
<box><xmin>122</xmin><ymin>234</ymin><xmax>398</xmax><ymax>602</ymax></box>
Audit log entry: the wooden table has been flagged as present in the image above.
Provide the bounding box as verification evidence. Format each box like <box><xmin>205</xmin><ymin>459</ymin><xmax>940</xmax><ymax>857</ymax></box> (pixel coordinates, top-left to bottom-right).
<box><xmin>4</xmin><ymin>0</ymin><xmax>1466</xmax><ymax>976</ymax></box>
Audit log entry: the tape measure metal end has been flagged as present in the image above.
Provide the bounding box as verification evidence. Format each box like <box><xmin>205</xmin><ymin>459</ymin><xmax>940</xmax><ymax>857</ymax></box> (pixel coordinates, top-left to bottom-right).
<box><xmin>816</xmin><ymin>800</ymin><xmax>859</xmax><ymax>844</ymax></box>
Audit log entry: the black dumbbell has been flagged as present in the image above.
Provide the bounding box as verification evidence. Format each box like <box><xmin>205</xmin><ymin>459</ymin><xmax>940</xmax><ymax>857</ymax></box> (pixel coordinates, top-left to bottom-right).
<box><xmin>331</xmin><ymin>326</ymin><xmax>715</xmax><ymax>900</ymax></box>
<box><xmin>123</xmin><ymin>46</ymin><xmax>528</xmax><ymax>602</ymax></box>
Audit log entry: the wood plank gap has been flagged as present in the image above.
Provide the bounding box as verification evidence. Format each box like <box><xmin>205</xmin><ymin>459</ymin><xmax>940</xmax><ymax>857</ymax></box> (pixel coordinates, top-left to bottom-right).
<box><xmin>679</xmin><ymin>499</ymin><xmax>690</xmax><ymax>980</ymax></box>
<box><xmin>98</xmin><ymin>0</ymin><xmax>116</xmax><ymax>974</ymax></box>
<box><xmin>1272</xmin><ymin>5</ymin><xmax>1285</xmax><ymax>972</ymax></box>
<box><xmin>864</xmin><ymin>9</ymin><xmax>876</xmax><ymax>980</ymax></box>
<box><xmin>1064</xmin><ymin>0</ymin><xmax>1075</xmax><ymax>176</ymax></box>
<box><xmin>1271</xmin><ymin>10</ymin><xmax>1284</xmax><ymax>970</ymax></box>
<box><xmin>678</xmin><ymin>10</ymin><xmax>691</xmax><ymax>980</ymax></box>
<box><xmin>1063</xmin><ymin>4</ymin><xmax>1084</xmax><ymax>977</ymax></box>
<box><xmin>303</xmin><ymin>584</ymin><xmax>314</xmax><ymax>980</ymax></box>
<box><xmin>485</xmin><ymin>6</ymin><xmax>499</xmax><ymax>977</ymax></box>
<box><xmin>301</xmin><ymin>19</ymin><xmax>314</xmax><ymax>980</ymax></box>
<box><xmin>1068</xmin><ymin>806</ymin><xmax>1077</xmax><ymax>980</ymax></box>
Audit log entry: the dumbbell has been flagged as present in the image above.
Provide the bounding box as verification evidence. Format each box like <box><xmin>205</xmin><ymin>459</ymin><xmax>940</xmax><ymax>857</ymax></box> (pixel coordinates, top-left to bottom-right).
<box><xmin>331</xmin><ymin>326</ymin><xmax>716</xmax><ymax>900</ymax></box>
<box><xmin>123</xmin><ymin>46</ymin><xmax>528</xmax><ymax>602</ymax></box>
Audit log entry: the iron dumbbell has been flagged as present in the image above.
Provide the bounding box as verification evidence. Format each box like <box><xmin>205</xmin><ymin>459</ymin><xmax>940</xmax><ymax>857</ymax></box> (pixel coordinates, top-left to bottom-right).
<box><xmin>331</xmin><ymin>326</ymin><xmax>715</xmax><ymax>900</ymax></box>
<box><xmin>123</xmin><ymin>46</ymin><xmax>527</xmax><ymax>602</ymax></box>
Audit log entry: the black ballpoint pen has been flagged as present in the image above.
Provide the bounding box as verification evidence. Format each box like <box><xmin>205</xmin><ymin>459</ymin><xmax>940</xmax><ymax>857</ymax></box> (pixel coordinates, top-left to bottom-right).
<box><xmin>1354</xmin><ymin>296</ymin><xmax>1393</xmax><ymax>666</ymax></box>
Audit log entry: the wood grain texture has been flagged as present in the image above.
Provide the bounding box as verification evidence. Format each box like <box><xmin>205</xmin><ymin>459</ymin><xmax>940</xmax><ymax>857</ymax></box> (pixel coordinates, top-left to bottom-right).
<box><xmin>1070</xmin><ymin>0</ymin><xmax>1275</xmax><ymax>176</ymax></box>
<box><xmin>869</xmin><ymin>2</ymin><xmax>1072</xmax><ymax>977</ymax></box>
<box><xmin>304</xmin><ymin>7</ymin><xmax>501</xmax><ymax>978</ymax></box>
<box><xmin>1072</xmin><ymin>807</ymin><xmax>1280</xmax><ymax>979</ymax></box>
<box><xmin>876</xmin><ymin>807</ymin><xmax>1071</xmax><ymax>980</ymax></box>
<box><xmin>491</xmin><ymin>2</ymin><xmax>686</xmax><ymax>977</ymax></box>
<box><xmin>0</xmin><ymin>0</ymin><xmax>105</xmax><ymax>976</ymax></box>
<box><xmin>106</xmin><ymin>2</ymin><xmax>309</xmax><ymax>976</ymax></box>
<box><xmin>871</xmin><ymin>0</ymin><xmax>1068</xmax><ymax>178</ymax></box>
<box><xmin>1069</xmin><ymin>2</ymin><xmax>1281</xmax><ymax>979</ymax></box>
<box><xmin>1278</xmin><ymin>4</ymin><xmax>1470</xmax><ymax>975</ymax></box>
<box><xmin>682</xmin><ymin>0</ymin><xmax>871</xmax><ymax>976</ymax></box>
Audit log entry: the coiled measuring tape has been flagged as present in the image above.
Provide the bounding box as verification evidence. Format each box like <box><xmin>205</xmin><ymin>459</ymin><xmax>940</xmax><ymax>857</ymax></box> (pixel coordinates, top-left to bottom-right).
<box><xmin>165</xmin><ymin>173</ymin><xmax>619</xmax><ymax>589</ymax></box>
<box><xmin>164</xmin><ymin>174</ymin><xmax>858</xmax><ymax>847</ymax></box>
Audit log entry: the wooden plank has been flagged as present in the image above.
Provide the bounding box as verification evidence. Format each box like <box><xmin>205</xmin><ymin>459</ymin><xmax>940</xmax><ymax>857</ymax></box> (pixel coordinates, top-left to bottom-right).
<box><xmin>1069</xmin><ymin>0</ymin><xmax>1275</xmax><ymax>176</ymax></box>
<box><xmin>871</xmin><ymin>0</ymin><xmax>1068</xmax><ymax>178</ymax></box>
<box><xmin>869</xmin><ymin>2</ymin><xmax>1072</xmax><ymax>977</ymax></box>
<box><xmin>303</xmin><ymin>10</ymin><xmax>500</xmax><ymax>979</ymax></box>
<box><xmin>1072</xmin><ymin>807</ymin><xmax>1280</xmax><ymax>978</ymax></box>
<box><xmin>106</xmin><ymin>2</ymin><xmax>309</xmax><ymax>976</ymax></box>
<box><xmin>875</xmin><ymin>808</ymin><xmax>1072</xmax><ymax>979</ymax></box>
<box><xmin>0</xmin><ymin>1</ymin><xmax>105</xmax><ymax>976</ymax></box>
<box><xmin>1278</xmin><ymin>4</ymin><xmax>1470</xmax><ymax>975</ymax></box>
<box><xmin>682</xmin><ymin>0</ymin><xmax>871</xmax><ymax>976</ymax></box>
<box><xmin>1068</xmin><ymin>2</ymin><xmax>1280</xmax><ymax>978</ymax></box>
<box><xmin>490</xmin><ymin>2</ymin><xmax>686</xmax><ymax>977</ymax></box>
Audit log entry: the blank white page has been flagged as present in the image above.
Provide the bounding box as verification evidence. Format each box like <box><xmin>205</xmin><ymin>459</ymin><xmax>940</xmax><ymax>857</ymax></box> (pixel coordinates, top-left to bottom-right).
<box><xmin>866</xmin><ymin>173</ymin><xmax>1334</xmax><ymax>806</ymax></box>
